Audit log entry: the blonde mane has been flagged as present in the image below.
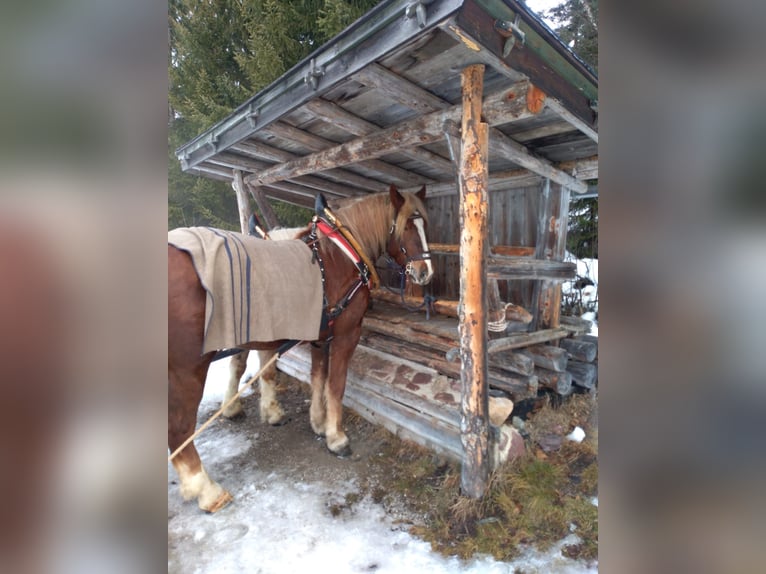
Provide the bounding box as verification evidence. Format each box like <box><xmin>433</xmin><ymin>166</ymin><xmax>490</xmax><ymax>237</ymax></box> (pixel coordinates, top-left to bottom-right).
<box><xmin>333</xmin><ymin>190</ymin><xmax>428</xmax><ymax>260</ymax></box>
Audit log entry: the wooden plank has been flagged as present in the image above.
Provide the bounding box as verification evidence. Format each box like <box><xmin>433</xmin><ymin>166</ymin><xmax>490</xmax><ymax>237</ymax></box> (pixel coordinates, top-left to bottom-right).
<box><xmin>487</xmin><ymin>257</ymin><xmax>576</xmax><ymax>280</ymax></box>
<box><xmin>559</xmin><ymin>337</ymin><xmax>597</xmax><ymax>363</ymax></box>
<box><xmin>429</xmin><ymin>243</ymin><xmax>536</xmax><ymax>257</ymax></box>
<box><xmin>458</xmin><ymin>64</ymin><xmax>490</xmax><ymax>499</ymax></box>
<box><xmin>486</xmin><ymin>327</ymin><xmax>569</xmax><ymax>354</ymax></box>
<box><xmin>363</xmin><ymin>316</ymin><xmax>456</xmax><ymax>353</ymax></box>
<box><xmin>487</xmin><ymin>126</ymin><xmax>587</xmax><ymax>192</ymax></box>
<box><xmin>360</xmin><ymin>331</ymin><xmax>537</xmax><ymax>402</ymax></box>
<box><xmin>245</xmin><ymin>80</ymin><xmax>534</xmax><ymax>188</ymax></box>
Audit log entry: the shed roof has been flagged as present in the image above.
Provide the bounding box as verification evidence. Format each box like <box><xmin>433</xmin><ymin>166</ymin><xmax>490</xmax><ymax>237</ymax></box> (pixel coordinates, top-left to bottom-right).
<box><xmin>175</xmin><ymin>0</ymin><xmax>598</xmax><ymax>209</ymax></box>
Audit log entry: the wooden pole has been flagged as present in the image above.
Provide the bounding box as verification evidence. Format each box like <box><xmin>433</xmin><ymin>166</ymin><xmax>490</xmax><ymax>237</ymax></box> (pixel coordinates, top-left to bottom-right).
<box><xmin>247</xmin><ymin>182</ymin><xmax>280</xmax><ymax>230</ymax></box>
<box><xmin>458</xmin><ymin>64</ymin><xmax>490</xmax><ymax>499</ymax></box>
<box><xmin>232</xmin><ymin>169</ymin><xmax>251</xmax><ymax>234</ymax></box>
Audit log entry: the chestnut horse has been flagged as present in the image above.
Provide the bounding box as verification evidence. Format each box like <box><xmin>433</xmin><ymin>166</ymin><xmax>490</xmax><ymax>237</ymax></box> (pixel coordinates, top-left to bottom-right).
<box><xmin>168</xmin><ymin>185</ymin><xmax>433</xmax><ymax>512</ymax></box>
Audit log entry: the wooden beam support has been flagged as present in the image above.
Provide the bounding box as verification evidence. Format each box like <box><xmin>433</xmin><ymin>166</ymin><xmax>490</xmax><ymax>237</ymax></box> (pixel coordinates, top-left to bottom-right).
<box><xmin>458</xmin><ymin>64</ymin><xmax>490</xmax><ymax>499</ymax></box>
<box><xmin>261</xmin><ymin>121</ymin><xmax>434</xmax><ymax>187</ymax></box>
<box><xmin>246</xmin><ymin>182</ymin><xmax>279</xmax><ymax>230</ymax></box>
<box><xmin>245</xmin><ymin>80</ymin><xmax>535</xmax><ymax>188</ymax></box>
<box><xmin>545</xmin><ymin>97</ymin><xmax>598</xmax><ymax>144</ymax></box>
<box><xmin>533</xmin><ymin>180</ymin><xmax>571</xmax><ymax>329</ymax></box>
<box><xmin>354</xmin><ymin>63</ymin><xmax>585</xmax><ymax>192</ymax></box>
<box><xmin>488</xmin><ymin>127</ymin><xmax>587</xmax><ymax>192</ymax></box>
<box><xmin>231</xmin><ymin>169</ymin><xmax>251</xmax><ymax>234</ymax></box>
<box><xmin>305</xmin><ymin>98</ymin><xmax>455</xmax><ymax>174</ymax></box>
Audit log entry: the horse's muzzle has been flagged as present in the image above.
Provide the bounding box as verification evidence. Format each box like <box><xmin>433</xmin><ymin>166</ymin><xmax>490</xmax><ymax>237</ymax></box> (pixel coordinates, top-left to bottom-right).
<box><xmin>406</xmin><ymin>260</ymin><xmax>433</xmax><ymax>285</ymax></box>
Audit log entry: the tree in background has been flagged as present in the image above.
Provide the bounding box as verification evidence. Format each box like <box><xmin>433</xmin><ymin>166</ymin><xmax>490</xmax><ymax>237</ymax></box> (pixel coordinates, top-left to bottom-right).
<box><xmin>168</xmin><ymin>0</ymin><xmax>380</xmax><ymax>230</ymax></box>
<box><xmin>543</xmin><ymin>1</ymin><xmax>598</xmax><ymax>262</ymax></box>
<box><xmin>544</xmin><ymin>0</ymin><xmax>598</xmax><ymax>72</ymax></box>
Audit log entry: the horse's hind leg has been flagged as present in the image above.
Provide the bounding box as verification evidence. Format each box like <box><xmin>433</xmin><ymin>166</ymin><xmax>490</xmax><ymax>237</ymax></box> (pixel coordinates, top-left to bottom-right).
<box><xmin>168</xmin><ymin>364</ymin><xmax>232</xmax><ymax>513</ymax></box>
<box><xmin>257</xmin><ymin>350</ymin><xmax>286</xmax><ymax>425</ymax></box>
<box><xmin>309</xmin><ymin>343</ymin><xmax>329</xmax><ymax>437</ymax></box>
<box><xmin>222</xmin><ymin>351</ymin><xmax>248</xmax><ymax>418</ymax></box>
<box><xmin>168</xmin><ymin>245</ymin><xmax>232</xmax><ymax>512</ymax></box>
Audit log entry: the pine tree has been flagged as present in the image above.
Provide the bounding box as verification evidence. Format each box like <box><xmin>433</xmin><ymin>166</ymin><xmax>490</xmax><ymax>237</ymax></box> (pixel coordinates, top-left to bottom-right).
<box><xmin>544</xmin><ymin>0</ymin><xmax>598</xmax><ymax>72</ymax></box>
<box><xmin>168</xmin><ymin>0</ymin><xmax>382</xmax><ymax>230</ymax></box>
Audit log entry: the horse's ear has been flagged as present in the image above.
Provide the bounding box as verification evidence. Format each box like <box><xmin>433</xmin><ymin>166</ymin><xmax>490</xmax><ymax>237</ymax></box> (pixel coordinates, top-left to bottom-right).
<box><xmin>416</xmin><ymin>185</ymin><xmax>426</xmax><ymax>202</ymax></box>
<box><xmin>315</xmin><ymin>193</ymin><xmax>329</xmax><ymax>215</ymax></box>
<box><xmin>389</xmin><ymin>184</ymin><xmax>404</xmax><ymax>211</ymax></box>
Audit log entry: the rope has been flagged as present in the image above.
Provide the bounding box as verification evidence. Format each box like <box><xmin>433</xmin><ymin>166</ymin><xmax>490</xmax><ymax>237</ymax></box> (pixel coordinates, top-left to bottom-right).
<box><xmin>168</xmin><ymin>348</ymin><xmax>286</xmax><ymax>462</ymax></box>
<box><xmin>487</xmin><ymin>302</ymin><xmax>511</xmax><ymax>332</ymax></box>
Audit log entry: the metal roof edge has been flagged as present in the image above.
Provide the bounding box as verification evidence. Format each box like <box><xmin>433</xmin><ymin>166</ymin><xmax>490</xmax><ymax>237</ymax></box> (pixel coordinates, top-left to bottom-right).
<box><xmin>477</xmin><ymin>0</ymin><xmax>597</xmax><ymax>96</ymax></box>
<box><xmin>175</xmin><ymin>0</ymin><xmax>465</xmax><ymax>166</ymax></box>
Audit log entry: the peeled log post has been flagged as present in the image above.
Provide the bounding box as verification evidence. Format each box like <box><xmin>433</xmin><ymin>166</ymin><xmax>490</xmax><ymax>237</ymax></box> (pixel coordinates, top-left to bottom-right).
<box><xmin>458</xmin><ymin>64</ymin><xmax>490</xmax><ymax>499</ymax></box>
<box><xmin>232</xmin><ymin>169</ymin><xmax>252</xmax><ymax>234</ymax></box>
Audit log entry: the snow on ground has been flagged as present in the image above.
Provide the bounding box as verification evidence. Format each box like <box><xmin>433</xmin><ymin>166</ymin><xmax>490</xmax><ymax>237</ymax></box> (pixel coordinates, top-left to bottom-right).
<box><xmin>168</xmin><ymin>358</ymin><xmax>597</xmax><ymax>574</ymax></box>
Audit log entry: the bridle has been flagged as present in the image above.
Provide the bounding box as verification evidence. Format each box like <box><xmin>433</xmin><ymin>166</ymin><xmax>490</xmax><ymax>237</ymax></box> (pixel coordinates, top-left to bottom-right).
<box><xmin>388</xmin><ymin>211</ymin><xmax>432</xmax><ymax>279</ymax></box>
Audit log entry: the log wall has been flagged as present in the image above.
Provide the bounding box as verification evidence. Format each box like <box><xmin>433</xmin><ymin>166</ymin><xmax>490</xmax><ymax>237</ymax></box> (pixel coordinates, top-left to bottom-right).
<box><xmin>425</xmin><ymin>183</ymin><xmax>543</xmax><ymax>307</ymax></box>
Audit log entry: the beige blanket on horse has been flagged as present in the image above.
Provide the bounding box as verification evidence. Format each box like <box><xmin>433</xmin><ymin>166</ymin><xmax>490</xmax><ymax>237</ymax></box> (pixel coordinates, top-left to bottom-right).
<box><xmin>168</xmin><ymin>227</ymin><xmax>323</xmax><ymax>354</ymax></box>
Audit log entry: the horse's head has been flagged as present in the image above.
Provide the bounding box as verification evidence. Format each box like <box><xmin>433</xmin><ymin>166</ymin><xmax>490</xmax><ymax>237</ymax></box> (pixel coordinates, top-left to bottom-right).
<box><xmin>387</xmin><ymin>184</ymin><xmax>434</xmax><ymax>286</ymax></box>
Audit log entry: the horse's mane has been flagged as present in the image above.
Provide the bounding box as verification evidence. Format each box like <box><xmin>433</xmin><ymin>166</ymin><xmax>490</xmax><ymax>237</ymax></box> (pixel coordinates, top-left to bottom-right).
<box><xmin>333</xmin><ymin>190</ymin><xmax>428</xmax><ymax>259</ymax></box>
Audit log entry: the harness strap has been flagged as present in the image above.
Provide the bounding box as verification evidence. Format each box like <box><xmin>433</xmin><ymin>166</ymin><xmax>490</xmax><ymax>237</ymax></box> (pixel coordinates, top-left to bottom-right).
<box><xmin>318</xmin><ymin>207</ymin><xmax>380</xmax><ymax>290</ymax></box>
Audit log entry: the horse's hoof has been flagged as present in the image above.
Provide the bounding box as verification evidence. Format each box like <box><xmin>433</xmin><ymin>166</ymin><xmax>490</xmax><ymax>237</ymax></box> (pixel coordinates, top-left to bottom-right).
<box><xmin>270</xmin><ymin>416</ymin><xmax>291</xmax><ymax>427</ymax></box>
<box><xmin>328</xmin><ymin>443</ymin><xmax>352</xmax><ymax>459</ymax></box>
<box><xmin>223</xmin><ymin>409</ymin><xmax>246</xmax><ymax>421</ymax></box>
<box><xmin>203</xmin><ymin>490</ymin><xmax>233</xmax><ymax>513</ymax></box>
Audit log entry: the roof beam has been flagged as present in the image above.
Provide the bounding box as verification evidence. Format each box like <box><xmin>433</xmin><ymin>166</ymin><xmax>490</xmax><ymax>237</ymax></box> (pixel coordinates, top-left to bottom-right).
<box><xmin>244</xmin><ymin>81</ymin><xmax>539</xmax><ymax>189</ymax></box>
<box><xmin>351</xmin><ymin>62</ymin><xmax>586</xmax><ymax>192</ymax></box>
<box><xmin>304</xmin><ymin>98</ymin><xmax>455</xmax><ymax>175</ymax></box>
<box><xmin>262</xmin><ymin>122</ymin><xmax>434</xmax><ymax>187</ymax></box>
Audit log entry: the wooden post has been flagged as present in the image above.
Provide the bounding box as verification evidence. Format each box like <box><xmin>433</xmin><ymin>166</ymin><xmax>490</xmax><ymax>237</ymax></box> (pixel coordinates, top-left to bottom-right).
<box><xmin>532</xmin><ymin>179</ymin><xmax>571</xmax><ymax>330</ymax></box>
<box><xmin>247</xmin><ymin>182</ymin><xmax>280</xmax><ymax>230</ymax></box>
<box><xmin>458</xmin><ymin>64</ymin><xmax>490</xmax><ymax>499</ymax></box>
<box><xmin>231</xmin><ymin>169</ymin><xmax>251</xmax><ymax>234</ymax></box>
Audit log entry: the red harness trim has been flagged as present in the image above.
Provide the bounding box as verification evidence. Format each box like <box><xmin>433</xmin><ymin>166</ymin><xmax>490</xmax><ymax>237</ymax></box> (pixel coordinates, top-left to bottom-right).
<box><xmin>315</xmin><ymin>219</ymin><xmax>363</xmax><ymax>267</ymax></box>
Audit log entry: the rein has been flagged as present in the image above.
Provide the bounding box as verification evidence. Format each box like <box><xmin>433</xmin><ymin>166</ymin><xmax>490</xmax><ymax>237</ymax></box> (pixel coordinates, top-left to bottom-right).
<box><xmin>379</xmin><ymin>212</ymin><xmax>436</xmax><ymax>318</ymax></box>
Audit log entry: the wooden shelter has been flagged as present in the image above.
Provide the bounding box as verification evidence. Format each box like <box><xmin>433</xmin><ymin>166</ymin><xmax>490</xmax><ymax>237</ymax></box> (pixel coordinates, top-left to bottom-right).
<box><xmin>175</xmin><ymin>0</ymin><xmax>598</xmax><ymax>497</ymax></box>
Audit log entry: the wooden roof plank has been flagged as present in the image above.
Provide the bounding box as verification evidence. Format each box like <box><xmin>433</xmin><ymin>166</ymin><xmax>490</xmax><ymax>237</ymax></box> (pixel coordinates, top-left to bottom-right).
<box><xmin>244</xmin><ymin>80</ymin><xmax>537</xmax><ymax>188</ymax></box>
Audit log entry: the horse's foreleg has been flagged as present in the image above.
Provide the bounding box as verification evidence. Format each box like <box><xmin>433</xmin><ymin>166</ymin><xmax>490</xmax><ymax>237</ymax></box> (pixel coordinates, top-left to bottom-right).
<box><xmin>323</xmin><ymin>330</ymin><xmax>361</xmax><ymax>457</ymax></box>
<box><xmin>222</xmin><ymin>351</ymin><xmax>248</xmax><ymax>418</ymax></box>
<box><xmin>309</xmin><ymin>343</ymin><xmax>329</xmax><ymax>437</ymax></box>
<box><xmin>257</xmin><ymin>350</ymin><xmax>286</xmax><ymax>425</ymax></box>
<box><xmin>168</xmin><ymin>367</ymin><xmax>232</xmax><ymax>513</ymax></box>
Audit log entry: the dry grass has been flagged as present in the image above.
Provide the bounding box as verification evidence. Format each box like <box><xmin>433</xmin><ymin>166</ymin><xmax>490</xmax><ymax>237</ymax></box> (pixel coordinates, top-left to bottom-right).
<box><xmin>367</xmin><ymin>390</ymin><xmax>599</xmax><ymax>563</ymax></box>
